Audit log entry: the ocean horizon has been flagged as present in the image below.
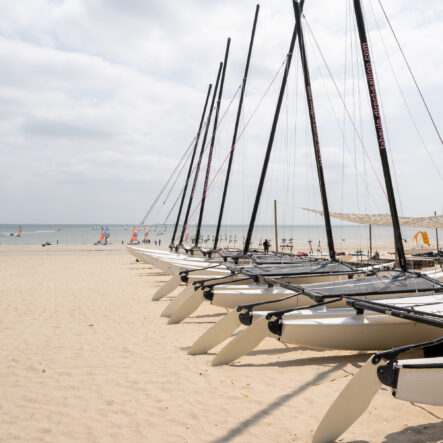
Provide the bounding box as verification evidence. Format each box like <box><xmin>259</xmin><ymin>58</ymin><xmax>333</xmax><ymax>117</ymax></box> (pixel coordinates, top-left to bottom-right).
<box><xmin>1</xmin><ymin>223</ymin><xmax>438</xmax><ymax>250</ymax></box>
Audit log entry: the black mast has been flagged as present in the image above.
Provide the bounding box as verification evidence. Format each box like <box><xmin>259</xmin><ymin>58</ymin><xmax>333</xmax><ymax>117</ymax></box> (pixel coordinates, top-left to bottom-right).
<box><xmin>194</xmin><ymin>38</ymin><xmax>231</xmax><ymax>250</ymax></box>
<box><xmin>243</xmin><ymin>0</ymin><xmax>305</xmax><ymax>255</ymax></box>
<box><xmin>353</xmin><ymin>0</ymin><xmax>407</xmax><ymax>271</ymax></box>
<box><xmin>213</xmin><ymin>5</ymin><xmax>260</xmax><ymax>251</ymax></box>
<box><xmin>169</xmin><ymin>83</ymin><xmax>212</xmax><ymax>249</ymax></box>
<box><xmin>177</xmin><ymin>63</ymin><xmax>223</xmax><ymax>249</ymax></box>
<box><xmin>294</xmin><ymin>1</ymin><xmax>336</xmax><ymax>260</ymax></box>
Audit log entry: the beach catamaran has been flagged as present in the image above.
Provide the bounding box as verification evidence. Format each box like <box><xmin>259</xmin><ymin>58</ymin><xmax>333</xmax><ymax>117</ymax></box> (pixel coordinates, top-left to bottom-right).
<box><xmin>313</xmin><ymin>298</ymin><xmax>443</xmax><ymax>443</ymax></box>
<box><xmin>128</xmin><ymin>17</ymin><xmax>253</xmax><ymax>285</ymax></box>
<box><xmin>128</xmin><ymin>227</ymin><xmax>139</xmax><ymax>245</ymax></box>
<box><xmin>182</xmin><ymin>0</ymin><xmax>443</xmax><ymax>364</ymax></box>
<box><xmin>164</xmin><ymin>0</ymin><xmax>400</xmax><ymax>325</ymax></box>
<box><xmin>128</xmin><ymin>3</ymin><xmax>355</xmax><ymax>300</ymax></box>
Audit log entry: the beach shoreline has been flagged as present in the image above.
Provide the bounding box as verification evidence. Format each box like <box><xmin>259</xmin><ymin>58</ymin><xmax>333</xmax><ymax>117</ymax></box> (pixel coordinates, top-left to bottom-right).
<box><xmin>0</xmin><ymin>245</ymin><xmax>442</xmax><ymax>442</ymax></box>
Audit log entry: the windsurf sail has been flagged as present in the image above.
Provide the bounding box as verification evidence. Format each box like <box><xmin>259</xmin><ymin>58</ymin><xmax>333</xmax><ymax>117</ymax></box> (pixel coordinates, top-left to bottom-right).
<box><xmin>99</xmin><ymin>226</ymin><xmax>105</xmax><ymax>243</ymax></box>
<box><xmin>17</xmin><ymin>225</ymin><xmax>22</xmax><ymax>236</ymax></box>
<box><xmin>57</xmin><ymin>225</ymin><xmax>61</xmax><ymax>232</ymax></box>
<box><xmin>130</xmin><ymin>227</ymin><xmax>138</xmax><ymax>243</ymax></box>
<box><xmin>105</xmin><ymin>226</ymin><xmax>111</xmax><ymax>241</ymax></box>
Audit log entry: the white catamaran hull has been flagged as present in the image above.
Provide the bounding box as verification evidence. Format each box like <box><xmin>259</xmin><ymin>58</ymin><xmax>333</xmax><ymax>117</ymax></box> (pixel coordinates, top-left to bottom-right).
<box><xmin>136</xmin><ymin>252</ymin><xmax>230</xmax><ymax>276</ymax></box>
<box><xmin>279</xmin><ymin>315</ymin><xmax>442</xmax><ymax>351</ymax></box>
<box><xmin>394</xmin><ymin>357</ymin><xmax>443</xmax><ymax>405</ymax></box>
<box><xmin>209</xmin><ymin>292</ymin><xmax>443</xmax><ymax>365</ymax></box>
<box><xmin>211</xmin><ymin>278</ymin><xmax>340</xmax><ymax>310</ymax></box>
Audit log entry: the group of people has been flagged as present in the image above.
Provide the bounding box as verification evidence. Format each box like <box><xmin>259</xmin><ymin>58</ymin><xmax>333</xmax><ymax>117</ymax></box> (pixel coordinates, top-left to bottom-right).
<box><xmin>143</xmin><ymin>239</ymin><xmax>162</xmax><ymax>246</ymax></box>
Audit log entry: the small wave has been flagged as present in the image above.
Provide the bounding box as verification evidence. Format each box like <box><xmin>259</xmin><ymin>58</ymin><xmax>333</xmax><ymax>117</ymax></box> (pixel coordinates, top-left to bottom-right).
<box><xmin>0</xmin><ymin>230</ymin><xmax>56</xmax><ymax>235</ymax></box>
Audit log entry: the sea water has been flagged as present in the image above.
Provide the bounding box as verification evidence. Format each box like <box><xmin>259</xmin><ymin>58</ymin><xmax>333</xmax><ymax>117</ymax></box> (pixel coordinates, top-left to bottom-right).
<box><xmin>0</xmin><ymin>224</ymin><xmax>437</xmax><ymax>251</ymax></box>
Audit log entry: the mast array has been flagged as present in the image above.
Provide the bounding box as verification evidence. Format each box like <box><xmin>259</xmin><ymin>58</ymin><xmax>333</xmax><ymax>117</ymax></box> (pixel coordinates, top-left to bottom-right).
<box><xmin>163</xmin><ymin>0</ymin><xmax>413</xmax><ymax>267</ymax></box>
<box><xmin>243</xmin><ymin>0</ymin><xmax>305</xmax><ymax>255</ymax></box>
<box><xmin>213</xmin><ymin>5</ymin><xmax>260</xmax><ymax>251</ymax></box>
<box><xmin>194</xmin><ymin>38</ymin><xmax>231</xmax><ymax>251</ymax></box>
<box><xmin>169</xmin><ymin>84</ymin><xmax>212</xmax><ymax>249</ymax></box>
<box><xmin>177</xmin><ymin>63</ymin><xmax>223</xmax><ymax>250</ymax></box>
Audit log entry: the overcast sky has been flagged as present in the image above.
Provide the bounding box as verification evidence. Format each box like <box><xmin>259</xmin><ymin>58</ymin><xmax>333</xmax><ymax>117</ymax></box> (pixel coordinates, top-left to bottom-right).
<box><xmin>1</xmin><ymin>0</ymin><xmax>441</xmax><ymax>225</ymax></box>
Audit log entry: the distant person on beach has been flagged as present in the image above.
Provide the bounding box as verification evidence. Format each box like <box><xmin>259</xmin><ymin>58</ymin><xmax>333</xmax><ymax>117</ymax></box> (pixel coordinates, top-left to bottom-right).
<box><xmin>159</xmin><ymin>239</ymin><xmax>161</xmax><ymax>246</ymax></box>
<box><xmin>263</xmin><ymin>239</ymin><xmax>270</xmax><ymax>254</ymax></box>
<box><xmin>155</xmin><ymin>240</ymin><xmax>157</xmax><ymax>246</ymax></box>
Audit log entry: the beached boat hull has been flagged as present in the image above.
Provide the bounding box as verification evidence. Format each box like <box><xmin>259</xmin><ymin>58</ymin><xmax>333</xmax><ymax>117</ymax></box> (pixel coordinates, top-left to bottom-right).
<box><xmin>133</xmin><ymin>250</ymin><xmax>230</xmax><ymax>276</ymax></box>
<box><xmin>279</xmin><ymin>315</ymin><xmax>442</xmax><ymax>351</ymax></box>
<box><xmin>394</xmin><ymin>357</ymin><xmax>443</xmax><ymax>405</ymax></box>
<box><xmin>210</xmin><ymin>291</ymin><xmax>443</xmax><ymax>365</ymax></box>
<box><xmin>212</xmin><ymin>278</ymin><xmax>338</xmax><ymax>310</ymax></box>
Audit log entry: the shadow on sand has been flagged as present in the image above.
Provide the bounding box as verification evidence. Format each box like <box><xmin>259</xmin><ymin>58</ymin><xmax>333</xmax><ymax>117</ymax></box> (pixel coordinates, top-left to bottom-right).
<box><xmin>381</xmin><ymin>421</ymin><xmax>443</xmax><ymax>442</ymax></box>
<box><xmin>231</xmin><ymin>350</ymin><xmax>371</xmax><ymax>369</ymax></box>
<box><xmin>212</xmin><ymin>362</ymin><xmax>346</xmax><ymax>443</ymax></box>
<box><xmin>188</xmin><ymin>312</ymin><xmax>225</xmax><ymax>320</ymax></box>
<box><xmin>138</xmin><ymin>272</ymin><xmax>169</xmax><ymax>278</ymax></box>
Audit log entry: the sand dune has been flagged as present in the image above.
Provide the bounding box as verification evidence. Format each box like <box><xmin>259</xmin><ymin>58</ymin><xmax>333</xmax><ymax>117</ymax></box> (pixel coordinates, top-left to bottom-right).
<box><xmin>0</xmin><ymin>245</ymin><xmax>442</xmax><ymax>442</ymax></box>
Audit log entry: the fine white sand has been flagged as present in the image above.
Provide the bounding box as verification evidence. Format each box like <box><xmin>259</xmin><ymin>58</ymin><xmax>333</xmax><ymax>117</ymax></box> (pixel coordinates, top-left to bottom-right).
<box><xmin>0</xmin><ymin>244</ymin><xmax>442</xmax><ymax>442</ymax></box>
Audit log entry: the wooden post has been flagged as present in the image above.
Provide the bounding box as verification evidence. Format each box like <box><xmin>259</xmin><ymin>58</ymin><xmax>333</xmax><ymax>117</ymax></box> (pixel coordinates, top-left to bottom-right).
<box><xmin>274</xmin><ymin>200</ymin><xmax>279</xmax><ymax>253</ymax></box>
<box><xmin>436</xmin><ymin>211</ymin><xmax>439</xmax><ymax>251</ymax></box>
<box><xmin>369</xmin><ymin>224</ymin><xmax>372</xmax><ymax>258</ymax></box>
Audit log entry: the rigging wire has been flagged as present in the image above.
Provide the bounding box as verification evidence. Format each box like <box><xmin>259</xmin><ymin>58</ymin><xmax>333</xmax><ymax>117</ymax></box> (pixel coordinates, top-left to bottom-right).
<box><xmin>378</xmin><ymin>0</ymin><xmax>443</xmax><ymax>146</ymax></box>
<box><xmin>291</xmin><ymin>53</ymin><xmax>300</xmax><ymax>242</ymax></box>
<box><xmin>140</xmin><ymin>133</ymin><xmax>197</xmax><ymax>225</ymax></box>
<box><xmin>146</xmin><ymin>127</ymin><xmax>206</xmax><ymax>232</ymax></box>
<box><xmin>154</xmin><ymin>83</ymin><xmax>242</xmax><ymax>232</ymax></box>
<box><xmin>304</xmin><ymin>17</ymin><xmax>383</xmax><ymax>214</ymax></box>
<box><xmin>364</xmin><ymin>0</ymin><xmax>405</xmax><ymax>218</ymax></box>
<box><xmin>303</xmin><ymin>13</ymin><xmax>388</xmax><ymax>202</ymax></box>
<box><xmin>340</xmin><ymin>0</ymin><xmax>350</xmax><ymax>250</ymax></box>
<box><xmin>184</xmin><ymin>57</ymin><xmax>287</xmax><ymax>227</ymax></box>
<box><xmin>370</xmin><ymin>0</ymin><xmax>443</xmax><ymax>183</ymax></box>
<box><xmin>349</xmin><ymin>3</ymin><xmax>362</xmax><ymax>249</ymax></box>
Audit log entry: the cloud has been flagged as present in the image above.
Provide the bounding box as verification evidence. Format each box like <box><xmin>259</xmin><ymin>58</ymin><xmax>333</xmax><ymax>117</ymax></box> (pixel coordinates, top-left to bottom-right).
<box><xmin>0</xmin><ymin>0</ymin><xmax>441</xmax><ymax>225</ymax></box>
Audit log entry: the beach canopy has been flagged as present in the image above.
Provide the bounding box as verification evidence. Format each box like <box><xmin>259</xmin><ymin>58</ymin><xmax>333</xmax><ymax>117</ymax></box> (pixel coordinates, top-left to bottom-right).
<box><xmin>301</xmin><ymin>208</ymin><xmax>443</xmax><ymax>230</ymax></box>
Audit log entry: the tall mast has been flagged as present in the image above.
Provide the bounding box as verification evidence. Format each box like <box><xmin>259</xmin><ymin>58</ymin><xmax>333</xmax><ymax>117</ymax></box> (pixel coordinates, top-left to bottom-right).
<box><xmin>177</xmin><ymin>63</ymin><xmax>223</xmax><ymax>248</ymax></box>
<box><xmin>213</xmin><ymin>5</ymin><xmax>260</xmax><ymax>251</ymax></box>
<box><xmin>243</xmin><ymin>0</ymin><xmax>305</xmax><ymax>255</ymax></box>
<box><xmin>294</xmin><ymin>1</ymin><xmax>336</xmax><ymax>260</ymax></box>
<box><xmin>169</xmin><ymin>83</ymin><xmax>212</xmax><ymax>249</ymax></box>
<box><xmin>194</xmin><ymin>38</ymin><xmax>231</xmax><ymax>249</ymax></box>
<box><xmin>353</xmin><ymin>0</ymin><xmax>407</xmax><ymax>271</ymax></box>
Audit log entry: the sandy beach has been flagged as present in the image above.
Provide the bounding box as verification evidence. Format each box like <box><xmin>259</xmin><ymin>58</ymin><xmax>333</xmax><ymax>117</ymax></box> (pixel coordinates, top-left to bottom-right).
<box><xmin>1</xmin><ymin>244</ymin><xmax>442</xmax><ymax>442</ymax></box>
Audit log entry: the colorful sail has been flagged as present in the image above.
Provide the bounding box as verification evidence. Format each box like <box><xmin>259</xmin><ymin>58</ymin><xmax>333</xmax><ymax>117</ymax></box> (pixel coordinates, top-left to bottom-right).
<box><xmin>17</xmin><ymin>225</ymin><xmax>22</xmax><ymax>236</ymax></box>
<box><xmin>57</xmin><ymin>225</ymin><xmax>61</xmax><ymax>232</ymax></box>
<box><xmin>413</xmin><ymin>231</ymin><xmax>431</xmax><ymax>247</ymax></box>
<box><xmin>105</xmin><ymin>226</ymin><xmax>111</xmax><ymax>240</ymax></box>
<box><xmin>130</xmin><ymin>227</ymin><xmax>138</xmax><ymax>243</ymax></box>
<box><xmin>99</xmin><ymin>226</ymin><xmax>105</xmax><ymax>242</ymax></box>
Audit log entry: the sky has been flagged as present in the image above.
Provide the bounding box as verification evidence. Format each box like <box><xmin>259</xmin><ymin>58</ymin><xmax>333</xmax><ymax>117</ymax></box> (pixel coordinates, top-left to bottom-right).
<box><xmin>0</xmin><ymin>0</ymin><xmax>442</xmax><ymax>225</ymax></box>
